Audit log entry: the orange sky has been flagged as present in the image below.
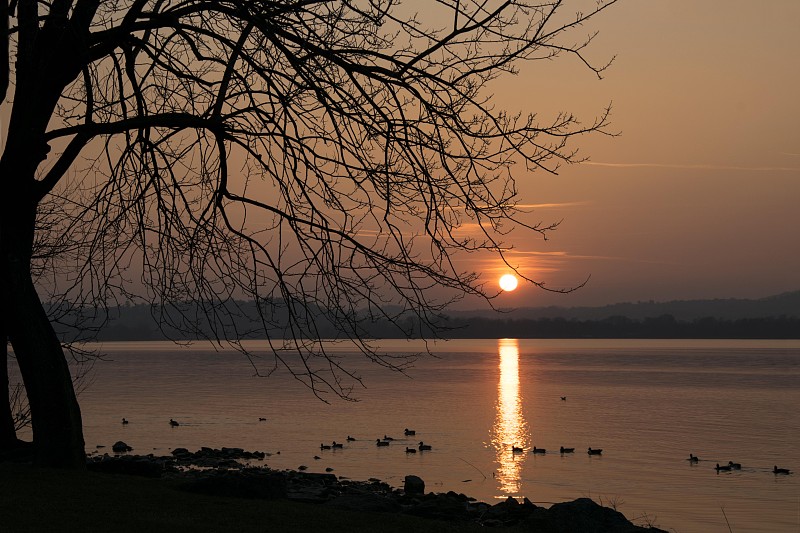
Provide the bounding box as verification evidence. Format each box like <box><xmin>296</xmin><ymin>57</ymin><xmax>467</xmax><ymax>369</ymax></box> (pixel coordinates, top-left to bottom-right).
<box><xmin>5</xmin><ymin>2</ymin><xmax>797</xmax><ymax>311</ymax></box>
<box><xmin>472</xmin><ymin>0</ymin><xmax>800</xmax><ymax>308</ymax></box>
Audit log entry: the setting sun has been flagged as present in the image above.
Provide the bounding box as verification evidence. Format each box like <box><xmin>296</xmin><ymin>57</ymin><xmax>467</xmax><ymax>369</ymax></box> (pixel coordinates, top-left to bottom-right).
<box><xmin>499</xmin><ymin>274</ymin><xmax>518</xmax><ymax>292</ymax></box>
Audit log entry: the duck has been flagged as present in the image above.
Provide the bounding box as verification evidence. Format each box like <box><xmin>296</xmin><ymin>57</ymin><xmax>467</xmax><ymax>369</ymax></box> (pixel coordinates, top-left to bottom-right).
<box><xmin>532</xmin><ymin>447</ymin><xmax>546</xmax><ymax>454</ymax></box>
<box><xmin>320</xmin><ymin>443</ymin><xmax>332</xmax><ymax>450</ymax></box>
<box><xmin>561</xmin><ymin>396</ymin><xmax>567</xmax><ymax>401</ymax></box>
<box><xmin>773</xmin><ymin>465</ymin><xmax>791</xmax><ymax>475</ymax></box>
<box><xmin>559</xmin><ymin>446</ymin><xmax>575</xmax><ymax>454</ymax></box>
<box><xmin>418</xmin><ymin>441</ymin><xmax>432</xmax><ymax>451</ymax></box>
<box><xmin>376</xmin><ymin>439</ymin><xmax>389</xmax><ymax>447</ymax></box>
<box><xmin>404</xmin><ymin>428</ymin><xmax>416</xmax><ymax>436</ymax></box>
<box><xmin>715</xmin><ymin>463</ymin><xmax>732</xmax><ymax>472</ymax></box>
<box><xmin>383</xmin><ymin>435</ymin><xmax>395</xmax><ymax>441</ymax></box>
<box><xmin>587</xmin><ymin>447</ymin><xmax>603</xmax><ymax>455</ymax></box>
<box><xmin>258</xmin><ymin>417</ymin><xmax>267</xmax><ymax>421</ymax></box>
<box><xmin>346</xmin><ymin>436</ymin><xmax>356</xmax><ymax>441</ymax></box>
<box><xmin>511</xmin><ymin>445</ymin><xmax>524</xmax><ymax>453</ymax></box>
<box><xmin>728</xmin><ymin>461</ymin><xmax>741</xmax><ymax>470</ymax></box>
<box><xmin>169</xmin><ymin>419</ymin><xmax>180</xmax><ymax>427</ymax></box>
<box><xmin>121</xmin><ymin>418</ymin><xmax>129</xmax><ymax>425</ymax></box>
<box><xmin>405</xmin><ymin>447</ymin><xmax>417</xmax><ymax>454</ymax></box>
<box><xmin>331</xmin><ymin>441</ymin><xmax>343</xmax><ymax>449</ymax></box>
<box><xmin>688</xmin><ymin>454</ymin><xmax>699</xmax><ymax>463</ymax></box>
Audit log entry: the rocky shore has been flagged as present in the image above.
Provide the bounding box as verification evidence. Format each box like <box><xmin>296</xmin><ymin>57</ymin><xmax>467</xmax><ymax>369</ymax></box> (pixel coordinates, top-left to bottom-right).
<box><xmin>87</xmin><ymin>445</ymin><xmax>666</xmax><ymax>532</ymax></box>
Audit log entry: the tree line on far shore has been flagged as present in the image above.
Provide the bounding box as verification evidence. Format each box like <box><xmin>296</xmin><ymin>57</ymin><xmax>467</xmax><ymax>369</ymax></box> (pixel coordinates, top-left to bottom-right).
<box><xmin>74</xmin><ymin>303</ymin><xmax>800</xmax><ymax>341</ymax></box>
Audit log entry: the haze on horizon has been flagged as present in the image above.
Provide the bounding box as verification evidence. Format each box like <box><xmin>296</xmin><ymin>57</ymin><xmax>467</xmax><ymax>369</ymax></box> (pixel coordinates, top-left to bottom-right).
<box><xmin>464</xmin><ymin>0</ymin><xmax>799</xmax><ymax>309</ymax></box>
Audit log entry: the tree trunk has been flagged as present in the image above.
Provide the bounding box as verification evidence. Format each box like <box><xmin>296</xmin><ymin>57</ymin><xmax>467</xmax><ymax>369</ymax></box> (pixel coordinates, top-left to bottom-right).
<box><xmin>0</xmin><ymin>156</ymin><xmax>85</xmax><ymax>468</ymax></box>
<box><xmin>5</xmin><ymin>270</ymin><xmax>85</xmax><ymax>467</ymax></box>
<box><xmin>0</xmin><ymin>327</ymin><xmax>19</xmax><ymax>448</ymax></box>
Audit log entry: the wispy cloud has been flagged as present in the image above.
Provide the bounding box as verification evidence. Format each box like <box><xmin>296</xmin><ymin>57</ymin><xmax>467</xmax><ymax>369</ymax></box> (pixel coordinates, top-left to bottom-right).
<box><xmin>513</xmin><ymin>202</ymin><xmax>590</xmax><ymax>209</ymax></box>
<box><xmin>583</xmin><ymin>161</ymin><xmax>800</xmax><ymax>173</ymax></box>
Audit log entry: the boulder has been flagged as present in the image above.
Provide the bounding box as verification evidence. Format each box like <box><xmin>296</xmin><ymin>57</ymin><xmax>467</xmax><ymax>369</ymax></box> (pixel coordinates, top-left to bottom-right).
<box><xmin>403</xmin><ymin>493</ymin><xmax>469</xmax><ymax>521</ymax></box>
<box><xmin>111</xmin><ymin>441</ymin><xmax>132</xmax><ymax>453</ymax></box>
<box><xmin>403</xmin><ymin>475</ymin><xmax>425</xmax><ymax>495</ymax></box>
<box><xmin>523</xmin><ymin>497</ymin><xmax>667</xmax><ymax>533</ymax></box>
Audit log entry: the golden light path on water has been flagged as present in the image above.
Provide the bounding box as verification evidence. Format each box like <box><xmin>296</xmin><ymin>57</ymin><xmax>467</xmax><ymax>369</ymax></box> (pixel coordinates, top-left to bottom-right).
<box><xmin>491</xmin><ymin>338</ymin><xmax>530</xmax><ymax>495</ymax></box>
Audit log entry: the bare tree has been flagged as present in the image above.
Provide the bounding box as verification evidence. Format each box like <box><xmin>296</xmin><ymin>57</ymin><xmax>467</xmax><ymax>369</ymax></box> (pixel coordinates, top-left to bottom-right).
<box><xmin>0</xmin><ymin>0</ymin><xmax>617</xmax><ymax>467</ymax></box>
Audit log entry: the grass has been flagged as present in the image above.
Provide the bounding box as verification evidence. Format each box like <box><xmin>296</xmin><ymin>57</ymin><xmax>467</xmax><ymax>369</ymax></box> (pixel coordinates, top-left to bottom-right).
<box><xmin>0</xmin><ymin>462</ymin><xmax>491</xmax><ymax>532</ymax></box>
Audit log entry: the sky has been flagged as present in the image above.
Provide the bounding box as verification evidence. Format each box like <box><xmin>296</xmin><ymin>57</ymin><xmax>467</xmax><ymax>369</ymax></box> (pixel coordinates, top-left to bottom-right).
<box><xmin>469</xmin><ymin>0</ymin><xmax>800</xmax><ymax>309</ymax></box>
<box><xmin>4</xmin><ymin>2</ymin><xmax>797</xmax><ymax>312</ymax></box>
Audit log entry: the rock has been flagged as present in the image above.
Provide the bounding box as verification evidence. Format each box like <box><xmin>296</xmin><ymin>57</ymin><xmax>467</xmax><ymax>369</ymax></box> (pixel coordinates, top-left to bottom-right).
<box><xmin>325</xmin><ymin>493</ymin><xmax>401</xmax><ymax>513</ymax></box>
<box><xmin>524</xmin><ymin>497</ymin><xmax>667</xmax><ymax>533</ymax></box>
<box><xmin>111</xmin><ymin>441</ymin><xmax>132</xmax><ymax>453</ymax></box>
<box><xmin>404</xmin><ymin>493</ymin><xmax>470</xmax><ymax>521</ymax></box>
<box><xmin>87</xmin><ymin>455</ymin><xmax>164</xmax><ymax>477</ymax></box>
<box><xmin>403</xmin><ymin>475</ymin><xmax>425</xmax><ymax>495</ymax></box>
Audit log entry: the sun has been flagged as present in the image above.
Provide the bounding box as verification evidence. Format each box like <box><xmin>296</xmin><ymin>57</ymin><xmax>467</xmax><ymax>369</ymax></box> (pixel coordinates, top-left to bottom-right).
<box><xmin>499</xmin><ymin>274</ymin><xmax>518</xmax><ymax>292</ymax></box>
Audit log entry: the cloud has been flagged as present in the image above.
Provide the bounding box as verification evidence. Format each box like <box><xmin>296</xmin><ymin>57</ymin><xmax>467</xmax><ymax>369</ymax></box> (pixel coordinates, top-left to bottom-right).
<box><xmin>513</xmin><ymin>202</ymin><xmax>590</xmax><ymax>209</ymax></box>
<box><xmin>583</xmin><ymin>161</ymin><xmax>800</xmax><ymax>173</ymax></box>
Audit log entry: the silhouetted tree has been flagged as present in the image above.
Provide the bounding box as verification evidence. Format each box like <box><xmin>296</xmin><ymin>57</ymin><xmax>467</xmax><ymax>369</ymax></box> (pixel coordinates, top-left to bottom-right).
<box><xmin>1</xmin><ymin>0</ymin><xmax>617</xmax><ymax>467</ymax></box>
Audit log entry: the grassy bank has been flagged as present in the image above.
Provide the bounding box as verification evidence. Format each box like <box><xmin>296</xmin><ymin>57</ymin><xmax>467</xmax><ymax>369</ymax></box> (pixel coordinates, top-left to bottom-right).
<box><xmin>0</xmin><ymin>462</ymin><xmax>490</xmax><ymax>533</ymax></box>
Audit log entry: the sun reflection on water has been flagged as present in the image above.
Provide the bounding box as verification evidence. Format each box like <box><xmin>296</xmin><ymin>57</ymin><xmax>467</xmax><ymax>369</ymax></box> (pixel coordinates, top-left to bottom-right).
<box><xmin>491</xmin><ymin>338</ymin><xmax>529</xmax><ymax>495</ymax></box>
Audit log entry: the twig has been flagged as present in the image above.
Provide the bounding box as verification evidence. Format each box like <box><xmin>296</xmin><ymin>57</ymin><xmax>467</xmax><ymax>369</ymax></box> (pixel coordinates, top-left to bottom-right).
<box><xmin>721</xmin><ymin>506</ymin><xmax>733</xmax><ymax>533</ymax></box>
<box><xmin>456</xmin><ymin>457</ymin><xmax>487</xmax><ymax>480</ymax></box>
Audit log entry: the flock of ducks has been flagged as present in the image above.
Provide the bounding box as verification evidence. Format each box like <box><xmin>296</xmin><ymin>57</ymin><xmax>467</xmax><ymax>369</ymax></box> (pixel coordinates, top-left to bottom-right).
<box><xmin>121</xmin><ymin>417</ymin><xmax>793</xmax><ymax>478</ymax></box>
<box><xmin>688</xmin><ymin>454</ymin><xmax>792</xmax><ymax>475</ymax></box>
<box><xmin>510</xmin><ymin>445</ymin><xmax>600</xmax><ymax>456</ymax></box>
<box><xmin>122</xmin><ymin>417</ymin><xmax>180</xmax><ymax>426</ymax></box>
<box><xmin>316</xmin><ymin>429</ymin><xmax>433</xmax><ymax>455</ymax></box>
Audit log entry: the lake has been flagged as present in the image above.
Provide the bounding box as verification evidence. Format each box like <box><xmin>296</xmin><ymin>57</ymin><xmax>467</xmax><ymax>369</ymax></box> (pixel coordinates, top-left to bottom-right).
<box><xmin>11</xmin><ymin>338</ymin><xmax>800</xmax><ymax>532</ymax></box>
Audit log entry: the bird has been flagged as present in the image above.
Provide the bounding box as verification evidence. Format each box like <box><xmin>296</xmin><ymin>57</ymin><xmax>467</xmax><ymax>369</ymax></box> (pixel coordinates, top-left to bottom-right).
<box><xmin>560</xmin><ymin>446</ymin><xmax>575</xmax><ymax>454</ymax></box>
<box><xmin>532</xmin><ymin>447</ymin><xmax>546</xmax><ymax>454</ymax></box>
<box><xmin>121</xmin><ymin>418</ymin><xmax>129</xmax><ymax>425</ymax></box>
<box><xmin>325</xmin><ymin>467</ymin><xmax>334</xmax><ymax>472</ymax></box>
<box><xmin>418</xmin><ymin>441</ymin><xmax>432</xmax><ymax>451</ymax></box>
<box><xmin>383</xmin><ymin>435</ymin><xmax>395</xmax><ymax>441</ymax></box>
<box><xmin>561</xmin><ymin>396</ymin><xmax>567</xmax><ymax>401</ymax></box>
<box><xmin>298</xmin><ymin>465</ymin><xmax>308</xmax><ymax>471</ymax></box>
<box><xmin>346</xmin><ymin>436</ymin><xmax>356</xmax><ymax>441</ymax></box>
<box><xmin>331</xmin><ymin>441</ymin><xmax>343</xmax><ymax>449</ymax></box>
<box><xmin>320</xmin><ymin>443</ymin><xmax>332</xmax><ymax>450</ymax></box>
<box><xmin>169</xmin><ymin>419</ymin><xmax>180</xmax><ymax>427</ymax></box>
<box><xmin>588</xmin><ymin>447</ymin><xmax>603</xmax><ymax>455</ymax></box>
<box><xmin>404</xmin><ymin>428</ymin><xmax>416</xmax><ymax>436</ymax></box>
<box><xmin>715</xmin><ymin>463</ymin><xmax>732</xmax><ymax>472</ymax></box>
<box><xmin>258</xmin><ymin>417</ymin><xmax>267</xmax><ymax>421</ymax></box>
<box><xmin>688</xmin><ymin>454</ymin><xmax>699</xmax><ymax>463</ymax></box>
<box><xmin>376</xmin><ymin>439</ymin><xmax>390</xmax><ymax>447</ymax></box>
<box><xmin>313</xmin><ymin>455</ymin><xmax>320</xmax><ymax>460</ymax></box>
<box><xmin>728</xmin><ymin>461</ymin><xmax>741</xmax><ymax>470</ymax></box>
<box><xmin>405</xmin><ymin>447</ymin><xmax>417</xmax><ymax>454</ymax></box>
<box><xmin>511</xmin><ymin>445</ymin><xmax>524</xmax><ymax>453</ymax></box>
<box><xmin>773</xmin><ymin>465</ymin><xmax>791</xmax><ymax>475</ymax></box>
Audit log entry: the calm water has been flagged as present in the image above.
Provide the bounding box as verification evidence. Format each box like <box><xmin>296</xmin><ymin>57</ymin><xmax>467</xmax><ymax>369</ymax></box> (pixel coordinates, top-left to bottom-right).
<box><xmin>11</xmin><ymin>339</ymin><xmax>800</xmax><ymax>532</ymax></box>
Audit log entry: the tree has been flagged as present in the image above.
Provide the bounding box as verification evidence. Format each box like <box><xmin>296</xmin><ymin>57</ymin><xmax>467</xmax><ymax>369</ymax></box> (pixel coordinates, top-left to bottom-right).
<box><xmin>0</xmin><ymin>0</ymin><xmax>617</xmax><ymax>467</ymax></box>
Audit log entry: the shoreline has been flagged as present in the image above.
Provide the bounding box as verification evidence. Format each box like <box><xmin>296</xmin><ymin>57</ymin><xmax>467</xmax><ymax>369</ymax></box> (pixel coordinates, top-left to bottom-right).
<box><xmin>80</xmin><ymin>445</ymin><xmax>664</xmax><ymax>532</ymax></box>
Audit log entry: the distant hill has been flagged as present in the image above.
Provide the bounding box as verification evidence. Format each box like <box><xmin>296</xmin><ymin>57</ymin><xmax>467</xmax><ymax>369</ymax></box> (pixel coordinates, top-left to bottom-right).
<box><xmin>51</xmin><ymin>290</ymin><xmax>800</xmax><ymax>341</ymax></box>
<box><xmin>447</xmin><ymin>290</ymin><xmax>800</xmax><ymax>322</ymax></box>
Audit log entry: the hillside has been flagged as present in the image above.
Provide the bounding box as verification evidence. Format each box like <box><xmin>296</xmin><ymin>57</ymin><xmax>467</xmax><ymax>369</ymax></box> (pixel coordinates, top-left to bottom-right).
<box><xmin>449</xmin><ymin>290</ymin><xmax>800</xmax><ymax>321</ymax></box>
<box><xmin>51</xmin><ymin>290</ymin><xmax>800</xmax><ymax>341</ymax></box>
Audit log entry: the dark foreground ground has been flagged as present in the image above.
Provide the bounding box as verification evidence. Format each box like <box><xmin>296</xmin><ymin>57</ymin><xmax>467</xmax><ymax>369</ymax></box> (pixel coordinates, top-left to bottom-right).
<box><xmin>0</xmin><ymin>451</ymin><xmax>666</xmax><ymax>533</ymax></box>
